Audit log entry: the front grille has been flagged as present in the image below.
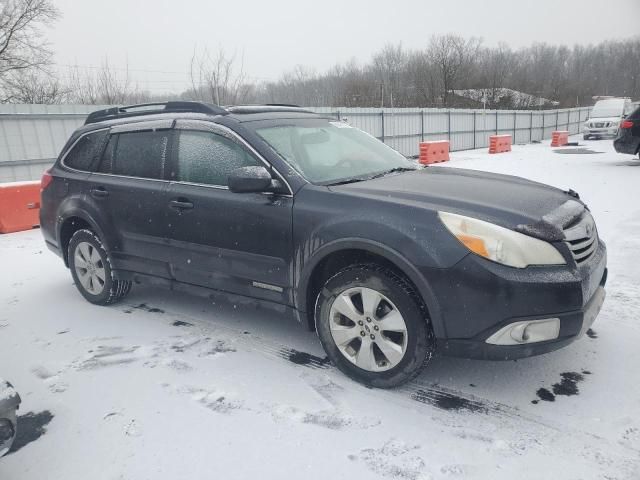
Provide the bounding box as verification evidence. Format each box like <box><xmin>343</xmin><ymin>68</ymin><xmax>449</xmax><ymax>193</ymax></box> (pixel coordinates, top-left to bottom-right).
<box><xmin>563</xmin><ymin>212</ymin><xmax>598</xmax><ymax>264</ymax></box>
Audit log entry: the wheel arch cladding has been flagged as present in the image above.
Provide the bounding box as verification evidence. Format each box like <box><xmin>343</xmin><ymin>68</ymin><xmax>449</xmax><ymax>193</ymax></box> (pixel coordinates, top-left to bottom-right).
<box><xmin>58</xmin><ymin>213</ymin><xmax>107</xmax><ymax>267</ymax></box>
<box><xmin>298</xmin><ymin>239</ymin><xmax>445</xmax><ymax>338</ymax></box>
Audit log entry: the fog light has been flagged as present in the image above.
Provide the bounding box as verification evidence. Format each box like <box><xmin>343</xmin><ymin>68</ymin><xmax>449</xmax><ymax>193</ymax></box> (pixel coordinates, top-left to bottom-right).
<box><xmin>486</xmin><ymin>318</ymin><xmax>560</xmax><ymax>345</ymax></box>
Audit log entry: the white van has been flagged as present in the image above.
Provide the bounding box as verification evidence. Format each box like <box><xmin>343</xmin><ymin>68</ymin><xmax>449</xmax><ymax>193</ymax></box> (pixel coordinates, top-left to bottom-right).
<box><xmin>584</xmin><ymin>98</ymin><xmax>633</xmax><ymax>139</ymax></box>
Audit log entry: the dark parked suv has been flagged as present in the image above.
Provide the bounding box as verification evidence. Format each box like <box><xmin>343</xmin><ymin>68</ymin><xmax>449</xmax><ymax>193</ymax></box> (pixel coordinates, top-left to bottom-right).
<box><xmin>40</xmin><ymin>102</ymin><xmax>608</xmax><ymax>387</ymax></box>
<box><xmin>614</xmin><ymin>105</ymin><xmax>640</xmax><ymax>159</ymax></box>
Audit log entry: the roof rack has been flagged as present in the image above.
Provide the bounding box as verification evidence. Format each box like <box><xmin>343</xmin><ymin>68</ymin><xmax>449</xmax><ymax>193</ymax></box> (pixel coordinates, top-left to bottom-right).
<box><xmin>225</xmin><ymin>104</ymin><xmax>313</xmax><ymax>114</ymax></box>
<box><xmin>84</xmin><ymin>101</ymin><xmax>227</xmax><ymax>125</ymax></box>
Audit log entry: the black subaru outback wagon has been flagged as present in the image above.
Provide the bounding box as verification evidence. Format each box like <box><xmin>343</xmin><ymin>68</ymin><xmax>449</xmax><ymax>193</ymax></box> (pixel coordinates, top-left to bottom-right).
<box><xmin>40</xmin><ymin>102</ymin><xmax>607</xmax><ymax>387</ymax></box>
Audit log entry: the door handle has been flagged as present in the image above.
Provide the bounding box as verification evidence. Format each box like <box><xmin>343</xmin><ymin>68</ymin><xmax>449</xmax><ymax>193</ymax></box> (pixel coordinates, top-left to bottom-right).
<box><xmin>169</xmin><ymin>199</ymin><xmax>194</xmax><ymax>210</ymax></box>
<box><xmin>90</xmin><ymin>187</ymin><xmax>109</xmax><ymax>198</ymax></box>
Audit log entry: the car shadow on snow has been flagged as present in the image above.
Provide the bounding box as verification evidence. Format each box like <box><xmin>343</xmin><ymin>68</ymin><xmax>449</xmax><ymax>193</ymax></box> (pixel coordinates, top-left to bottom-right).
<box><xmin>612</xmin><ymin>160</ymin><xmax>640</xmax><ymax>166</ymax></box>
<box><xmin>116</xmin><ymin>286</ymin><xmax>598</xmax><ymax>414</ymax></box>
<box><xmin>8</xmin><ymin>410</ymin><xmax>54</xmax><ymax>455</ymax></box>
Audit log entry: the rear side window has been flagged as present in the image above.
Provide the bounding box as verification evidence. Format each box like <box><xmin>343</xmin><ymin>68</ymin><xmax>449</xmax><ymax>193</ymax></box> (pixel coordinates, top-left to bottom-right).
<box><xmin>64</xmin><ymin>130</ymin><xmax>108</xmax><ymax>171</ymax></box>
<box><xmin>174</xmin><ymin>131</ymin><xmax>260</xmax><ymax>186</ymax></box>
<box><xmin>629</xmin><ymin>106</ymin><xmax>640</xmax><ymax>120</ymax></box>
<box><xmin>105</xmin><ymin>130</ymin><xmax>170</xmax><ymax>179</ymax></box>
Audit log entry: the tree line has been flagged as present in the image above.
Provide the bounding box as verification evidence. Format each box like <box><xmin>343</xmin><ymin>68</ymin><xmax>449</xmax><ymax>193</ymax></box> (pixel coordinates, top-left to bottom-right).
<box><xmin>1</xmin><ymin>0</ymin><xmax>639</xmax><ymax>108</ymax></box>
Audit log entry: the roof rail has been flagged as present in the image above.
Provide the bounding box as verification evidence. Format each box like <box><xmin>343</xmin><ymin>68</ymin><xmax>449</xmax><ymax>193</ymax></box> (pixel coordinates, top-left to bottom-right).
<box><xmin>225</xmin><ymin>104</ymin><xmax>313</xmax><ymax>114</ymax></box>
<box><xmin>84</xmin><ymin>101</ymin><xmax>227</xmax><ymax>125</ymax></box>
<box><xmin>265</xmin><ymin>103</ymin><xmax>303</xmax><ymax>108</ymax></box>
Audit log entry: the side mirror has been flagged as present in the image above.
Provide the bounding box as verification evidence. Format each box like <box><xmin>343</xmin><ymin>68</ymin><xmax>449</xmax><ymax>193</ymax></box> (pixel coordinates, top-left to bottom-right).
<box><xmin>228</xmin><ymin>166</ymin><xmax>273</xmax><ymax>193</ymax></box>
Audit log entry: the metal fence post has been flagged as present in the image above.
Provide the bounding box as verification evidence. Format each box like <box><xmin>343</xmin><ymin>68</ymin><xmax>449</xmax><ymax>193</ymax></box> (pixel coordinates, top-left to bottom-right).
<box><xmin>495</xmin><ymin>110</ymin><xmax>499</xmax><ymax>134</ymax></box>
<box><xmin>473</xmin><ymin>111</ymin><xmax>476</xmax><ymax>149</ymax></box>
<box><xmin>381</xmin><ymin>109</ymin><xmax>385</xmax><ymax>143</ymax></box>
<box><xmin>513</xmin><ymin>111</ymin><xmax>517</xmax><ymax>142</ymax></box>
<box><xmin>420</xmin><ymin>109</ymin><xmax>424</xmax><ymax>143</ymax></box>
<box><xmin>530</xmin><ymin>111</ymin><xmax>533</xmax><ymax>142</ymax></box>
<box><xmin>555</xmin><ymin>110</ymin><xmax>559</xmax><ymax>131</ymax></box>
<box><xmin>447</xmin><ymin>110</ymin><xmax>451</xmax><ymax>141</ymax></box>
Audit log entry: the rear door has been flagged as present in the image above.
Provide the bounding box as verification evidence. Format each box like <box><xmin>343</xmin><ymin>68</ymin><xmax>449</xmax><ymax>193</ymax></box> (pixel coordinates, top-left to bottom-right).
<box><xmin>87</xmin><ymin>120</ymin><xmax>173</xmax><ymax>277</ymax></box>
<box><xmin>164</xmin><ymin>120</ymin><xmax>294</xmax><ymax>304</ymax></box>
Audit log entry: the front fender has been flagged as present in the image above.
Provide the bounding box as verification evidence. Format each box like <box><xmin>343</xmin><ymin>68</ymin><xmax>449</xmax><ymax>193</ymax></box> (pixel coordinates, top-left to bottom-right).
<box><xmin>295</xmin><ymin>237</ymin><xmax>449</xmax><ymax>339</ymax></box>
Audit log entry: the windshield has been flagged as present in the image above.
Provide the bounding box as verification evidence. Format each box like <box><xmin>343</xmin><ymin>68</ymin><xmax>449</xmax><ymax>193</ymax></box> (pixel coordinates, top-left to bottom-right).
<box><xmin>255</xmin><ymin>120</ymin><xmax>416</xmax><ymax>184</ymax></box>
<box><xmin>590</xmin><ymin>100</ymin><xmax>624</xmax><ymax>119</ymax></box>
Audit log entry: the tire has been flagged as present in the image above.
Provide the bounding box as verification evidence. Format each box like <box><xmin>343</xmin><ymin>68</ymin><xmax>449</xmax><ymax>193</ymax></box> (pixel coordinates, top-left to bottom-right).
<box><xmin>315</xmin><ymin>264</ymin><xmax>435</xmax><ymax>388</ymax></box>
<box><xmin>583</xmin><ymin>134</ymin><xmax>589</xmax><ymax>140</ymax></box>
<box><xmin>68</xmin><ymin>229</ymin><xmax>132</xmax><ymax>305</ymax></box>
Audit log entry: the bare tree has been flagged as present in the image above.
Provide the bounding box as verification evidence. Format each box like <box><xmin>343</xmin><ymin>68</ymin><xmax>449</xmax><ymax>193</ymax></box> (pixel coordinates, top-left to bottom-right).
<box><xmin>372</xmin><ymin>43</ymin><xmax>407</xmax><ymax>107</ymax></box>
<box><xmin>0</xmin><ymin>0</ymin><xmax>59</xmax><ymax>75</ymax></box>
<box><xmin>188</xmin><ymin>47</ymin><xmax>252</xmax><ymax>105</ymax></box>
<box><xmin>1</xmin><ymin>70</ymin><xmax>68</xmax><ymax>103</ymax></box>
<box><xmin>66</xmin><ymin>59</ymin><xmax>149</xmax><ymax>105</ymax></box>
<box><xmin>427</xmin><ymin>34</ymin><xmax>481</xmax><ymax>106</ymax></box>
<box><xmin>0</xmin><ymin>0</ymin><xmax>59</xmax><ymax>100</ymax></box>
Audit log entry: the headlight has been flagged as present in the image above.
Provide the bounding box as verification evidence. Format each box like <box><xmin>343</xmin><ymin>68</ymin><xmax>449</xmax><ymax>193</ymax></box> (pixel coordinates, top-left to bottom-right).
<box><xmin>438</xmin><ymin>212</ymin><xmax>566</xmax><ymax>268</ymax></box>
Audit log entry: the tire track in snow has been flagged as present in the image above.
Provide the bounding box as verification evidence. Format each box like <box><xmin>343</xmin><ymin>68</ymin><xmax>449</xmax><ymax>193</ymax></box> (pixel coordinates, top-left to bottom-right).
<box><xmin>121</xmin><ymin>300</ymin><xmax>640</xmax><ymax>465</ymax></box>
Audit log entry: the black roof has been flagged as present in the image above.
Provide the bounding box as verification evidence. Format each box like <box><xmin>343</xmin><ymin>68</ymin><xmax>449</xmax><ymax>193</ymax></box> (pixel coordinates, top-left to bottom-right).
<box><xmin>84</xmin><ymin>101</ymin><xmax>316</xmax><ymax>125</ymax></box>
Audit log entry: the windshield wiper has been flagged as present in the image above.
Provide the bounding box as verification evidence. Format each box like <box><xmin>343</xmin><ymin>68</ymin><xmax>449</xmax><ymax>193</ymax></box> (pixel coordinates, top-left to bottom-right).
<box><xmin>367</xmin><ymin>166</ymin><xmax>419</xmax><ymax>180</ymax></box>
<box><xmin>325</xmin><ymin>177</ymin><xmax>368</xmax><ymax>186</ymax></box>
<box><xmin>325</xmin><ymin>167</ymin><xmax>419</xmax><ymax>186</ymax></box>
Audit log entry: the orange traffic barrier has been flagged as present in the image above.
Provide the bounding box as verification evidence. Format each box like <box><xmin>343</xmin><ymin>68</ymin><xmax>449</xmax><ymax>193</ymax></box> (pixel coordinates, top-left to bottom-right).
<box><xmin>419</xmin><ymin>140</ymin><xmax>450</xmax><ymax>165</ymax></box>
<box><xmin>489</xmin><ymin>135</ymin><xmax>512</xmax><ymax>154</ymax></box>
<box><xmin>551</xmin><ymin>130</ymin><xmax>569</xmax><ymax>147</ymax></box>
<box><xmin>0</xmin><ymin>181</ymin><xmax>41</xmax><ymax>234</ymax></box>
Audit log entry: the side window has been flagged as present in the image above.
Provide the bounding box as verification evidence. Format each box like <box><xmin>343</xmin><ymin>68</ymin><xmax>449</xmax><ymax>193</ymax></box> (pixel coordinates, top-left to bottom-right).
<box><xmin>175</xmin><ymin>131</ymin><xmax>260</xmax><ymax>186</ymax></box>
<box><xmin>64</xmin><ymin>130</ymin><xmax>108</xmax><ymax>171</ymax></box>
<box><xmin>110</xmin><ymin>130</ymin><xmax>170</xmax><ymax>179</ymax></box>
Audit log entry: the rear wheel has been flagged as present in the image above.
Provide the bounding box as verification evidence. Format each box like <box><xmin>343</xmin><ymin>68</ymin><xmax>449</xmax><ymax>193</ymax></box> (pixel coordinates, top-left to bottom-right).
<box><xmin>583</xmin><ymin>134</ymin><xmax>590</xmax><ymax>140</ymax></box>
<box><xmin>315</xmin><ymin>264</ymin><xmax>434</xmax><ymax>388</ymax></box>
<box><xmin>68</xmin><ymin>229</ymin><xmax>131</xmax><ymax>305</ymax></box>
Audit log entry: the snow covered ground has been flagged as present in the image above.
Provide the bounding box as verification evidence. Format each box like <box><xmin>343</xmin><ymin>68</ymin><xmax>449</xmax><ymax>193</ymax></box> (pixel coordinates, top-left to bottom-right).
<box><xmin>0</xmin><ymin>137</ymin><xmax>639</xmax><ymax>480</ymax></box>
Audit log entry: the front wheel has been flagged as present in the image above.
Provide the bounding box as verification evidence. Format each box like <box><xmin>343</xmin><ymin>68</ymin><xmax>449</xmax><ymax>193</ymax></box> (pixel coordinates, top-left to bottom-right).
<box><xmin>68</xmin><ymin>229</ymin><xmax>132</xmax><ymax>305</ymax></box>
<box><xmin>315</xmin><ymin>264</ymin><xmax>434</xmax><ymax>388</ymax></box>
<box><xmin>583</xmin><ymin>134</ymin><xmax>590</xmax><ymax>140</ymax></box>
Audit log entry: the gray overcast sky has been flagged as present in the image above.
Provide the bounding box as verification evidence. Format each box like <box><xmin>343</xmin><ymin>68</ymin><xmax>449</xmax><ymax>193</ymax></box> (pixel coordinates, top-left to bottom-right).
<box><xmin>49</xmin><ymin>0</ymin><xmax>640</xmax><ymax>93</ymax></box>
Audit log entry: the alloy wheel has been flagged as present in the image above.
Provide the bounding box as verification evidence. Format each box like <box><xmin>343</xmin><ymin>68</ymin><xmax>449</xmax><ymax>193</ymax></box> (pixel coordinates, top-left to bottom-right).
<box><xmin>74</xmin><ymin>241</ymin><xmax>106</xmax><ymax>295</ymax></box>
<box><xmin>329</xmin><ymin>287</ymin><xmax>408</xmax><ymax>372</ymax></box>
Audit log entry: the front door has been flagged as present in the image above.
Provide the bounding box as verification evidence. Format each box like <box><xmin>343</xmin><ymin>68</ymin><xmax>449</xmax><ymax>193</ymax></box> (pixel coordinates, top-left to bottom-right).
<box><xmin>164</xmin><ymin>121</ymin><xmax>294</xmax><ymax>304</ymax></box>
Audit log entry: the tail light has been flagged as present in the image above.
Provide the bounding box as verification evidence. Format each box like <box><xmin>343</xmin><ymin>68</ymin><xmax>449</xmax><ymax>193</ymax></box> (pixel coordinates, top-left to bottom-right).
<box><xmin>41</xmin><ymin>169</ymin><xmax>54</xmax><ymax>192</ymax></box>
<box><xmin>621</xmin><ymin>120</ymin><xmax>634</xmax><ymax>129</ymax></box>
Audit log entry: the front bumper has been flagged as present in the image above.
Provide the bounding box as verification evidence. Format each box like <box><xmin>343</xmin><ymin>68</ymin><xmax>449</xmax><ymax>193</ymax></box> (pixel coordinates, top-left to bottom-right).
<box><xmin>430</xmin><ymin>241</ymin><xmax>608</xmax><ymax>360</ymax></box>
<box><xmin>584</xmin><ymin>126</ymin><xmax>618</xmax><ymax>137</ymax></box>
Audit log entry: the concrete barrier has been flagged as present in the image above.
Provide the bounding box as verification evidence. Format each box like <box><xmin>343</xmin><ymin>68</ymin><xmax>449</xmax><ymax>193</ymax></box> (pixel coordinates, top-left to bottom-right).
<box><xmin>0</xmin><ymin>181</ymin><xmax>41</xmax><ymax>234</ymax></box>
<box><xmin>489</xmin><ymin>135</ymin><xmax>512</xmax><ymax>154</ymax></box>
<box><xmin>551</xmin><ymin>131</ymin><xmax>570</xmax><ymax>147</ymax></box>
<box><xmin>419</xmin><ymin>140</ymin><xmax>450</xmax><ymax>165</ymax></box>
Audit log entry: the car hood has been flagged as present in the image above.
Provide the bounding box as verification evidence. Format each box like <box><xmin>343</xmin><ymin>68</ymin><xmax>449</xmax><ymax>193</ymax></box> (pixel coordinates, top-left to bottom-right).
<box><xmin>329</xmin><ymin>167</ymin><xmax>585</xmax><ymax>241</ymax></box>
